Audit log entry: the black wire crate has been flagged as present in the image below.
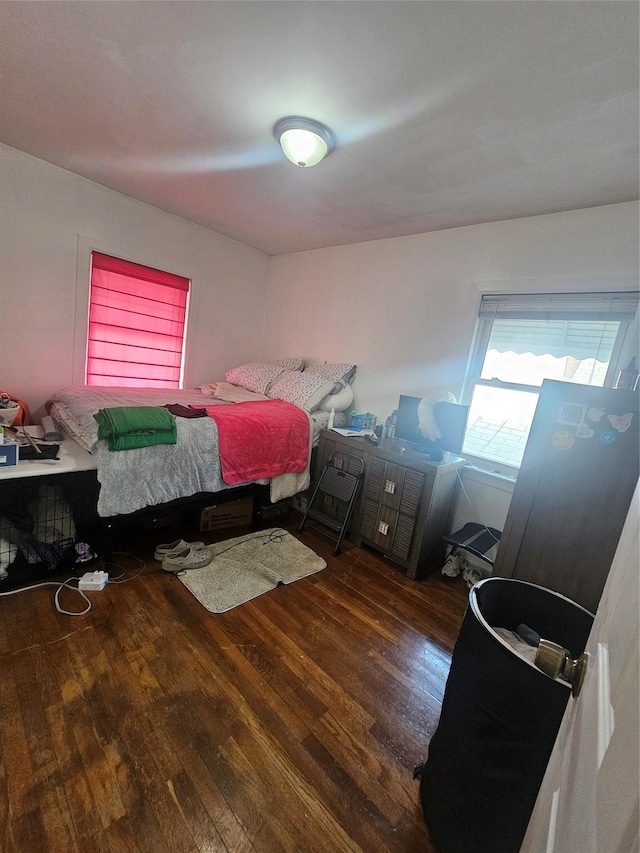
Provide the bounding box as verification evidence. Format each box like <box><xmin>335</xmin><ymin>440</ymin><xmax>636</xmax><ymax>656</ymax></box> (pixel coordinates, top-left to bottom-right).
<box><xmin>0</xmin><ymin>471</ymin><xmax>101</xmax><ymax>588</ymax></box>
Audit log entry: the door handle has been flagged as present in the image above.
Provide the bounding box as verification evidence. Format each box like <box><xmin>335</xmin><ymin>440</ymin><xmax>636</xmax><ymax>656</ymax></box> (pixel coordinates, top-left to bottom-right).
<box><xmin>535</xmin><ymin>640</ymin><xmax>589</xmax><ymax>697</ymax></box>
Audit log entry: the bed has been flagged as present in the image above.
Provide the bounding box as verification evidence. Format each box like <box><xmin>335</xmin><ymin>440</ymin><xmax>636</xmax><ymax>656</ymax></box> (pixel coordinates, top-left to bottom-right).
<box><xmin>47</xmin><ymin>361</ymin><xmax>355</xmax><ymax>518</ymax></box>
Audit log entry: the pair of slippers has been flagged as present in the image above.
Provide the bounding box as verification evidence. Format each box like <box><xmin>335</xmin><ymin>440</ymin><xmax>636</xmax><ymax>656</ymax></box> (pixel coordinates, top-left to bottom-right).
<box><xmin>154</xmin><ymin>538</ymin><xmax>212</xmax><ymax>572</ymax></box>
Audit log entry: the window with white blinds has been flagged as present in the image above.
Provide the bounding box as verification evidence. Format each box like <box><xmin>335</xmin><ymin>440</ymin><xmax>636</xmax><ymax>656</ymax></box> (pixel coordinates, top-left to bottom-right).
<box><xmin>462</xmin><ymin>291</ymin><xmax>639</xmax><ymax>470</ymax></box>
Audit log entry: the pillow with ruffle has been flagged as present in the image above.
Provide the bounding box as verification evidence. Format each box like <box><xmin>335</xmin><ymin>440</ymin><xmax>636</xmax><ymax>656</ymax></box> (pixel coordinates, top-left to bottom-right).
<box><xmin>316</xmin><ymin>383</ymin><xmax>354</xmax><ymax>412</ymax></box>
<box><xmin>225</xmin><ymin>362</ymin><xmax>285</xmax><ymax>395</ymax></box>
<box><xmin>305</xmin><ymin>362</ymin><xmax>357</xmax><ymax>389</ymax></box>
<box><xmin>270</xmin><ymin>357</ymin><xmax>305</xmax><ymax>371</ymax></box>
<box><xmin>267</xmin><ymin>371</ymin><xmax>335</xmax><ymax>412</ymax></box>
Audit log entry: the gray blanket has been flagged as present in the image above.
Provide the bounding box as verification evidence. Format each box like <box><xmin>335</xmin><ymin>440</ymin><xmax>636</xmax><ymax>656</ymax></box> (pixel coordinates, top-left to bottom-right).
<box><xmin>92</xmin><ymin>415</ymin><xmax>245</xmax><ymax>516</ymax></box>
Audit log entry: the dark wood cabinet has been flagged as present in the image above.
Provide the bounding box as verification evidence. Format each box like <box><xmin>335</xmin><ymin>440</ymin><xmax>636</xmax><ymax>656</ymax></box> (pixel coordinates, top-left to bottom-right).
<box><xmin>492</xmin><ymin>380</ymin><xmax>639</xmax><ymax>614</ymax></box>
<box><xmin>314</xmin><ymin>430</ymin><xmax>464</xmax><ymax>579</ymax></box>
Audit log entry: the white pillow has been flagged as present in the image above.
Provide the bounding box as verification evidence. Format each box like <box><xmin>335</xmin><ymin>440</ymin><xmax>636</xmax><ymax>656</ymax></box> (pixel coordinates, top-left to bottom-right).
<box><xmin>317</xmin><ymin>383</ymin><xmax>354</xmax><ymax>412</ymax></box>
<box><xmin>225</xmin><ymin>362</ymin><xmax>284</xmax><ymax>394</ymax></box>
<box><xmin>267</xmin><ymin>371</ymin><xmax>336</xmax><ymax>412</ymax></box>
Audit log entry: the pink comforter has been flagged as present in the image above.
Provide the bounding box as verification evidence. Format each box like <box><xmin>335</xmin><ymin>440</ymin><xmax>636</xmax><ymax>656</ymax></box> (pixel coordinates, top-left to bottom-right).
<box><xmin>200</xmin><ymin>400</ymin><xmax>310</xmax><ymax>486</ymax></box>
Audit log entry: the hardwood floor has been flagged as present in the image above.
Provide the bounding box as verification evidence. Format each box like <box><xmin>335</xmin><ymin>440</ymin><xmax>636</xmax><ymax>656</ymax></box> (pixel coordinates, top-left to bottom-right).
<box><xmin>0</xmin><ymin>511</ymin><xmax>469</xmax><ymax>852</ymax></box>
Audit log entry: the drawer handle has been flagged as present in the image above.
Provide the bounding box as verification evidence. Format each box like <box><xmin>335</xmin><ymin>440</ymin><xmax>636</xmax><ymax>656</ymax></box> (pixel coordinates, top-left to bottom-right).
<box><xmin>384</xmin><ymin>480</ymin><xmax>396</xmax><ymax>495</ymax></box>
<box><xmin>378</xmin><ymin>521</ymin><xmax>389</xmax><ymax>536</ymax></box>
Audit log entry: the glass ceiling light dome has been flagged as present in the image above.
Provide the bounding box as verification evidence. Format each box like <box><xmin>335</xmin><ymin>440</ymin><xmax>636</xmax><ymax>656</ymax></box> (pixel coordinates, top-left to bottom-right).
<box><xmin>273</xmin><ymin>116</ymin><xmax>336</xmax><ymax>167</ymax></box>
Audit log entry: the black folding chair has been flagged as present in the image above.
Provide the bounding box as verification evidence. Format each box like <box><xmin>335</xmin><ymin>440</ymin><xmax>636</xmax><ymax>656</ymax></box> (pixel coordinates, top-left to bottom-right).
<box><xmin>298</xmin><ymin>452</ymin><xmax>365</xmax><ymax>556</ymax></box>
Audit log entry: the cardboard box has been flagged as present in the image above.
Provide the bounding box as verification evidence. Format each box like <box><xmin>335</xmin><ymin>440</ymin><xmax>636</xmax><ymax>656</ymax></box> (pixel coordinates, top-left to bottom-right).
<box><xmin>0</xmin><ymin>440</ymin><xmax>18</xmax><ymax>467</ymax></box>
<box><xmin>200</xmin><ymin>497</ymin><xmax>253</xmax><ymax>532</ymax></box>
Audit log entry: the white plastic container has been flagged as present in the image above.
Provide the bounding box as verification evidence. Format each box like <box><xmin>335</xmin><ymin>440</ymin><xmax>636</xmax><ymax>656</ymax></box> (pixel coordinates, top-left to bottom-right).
<box><xmin>0</xmin><ymin>402</ymin><xmax>20</xmax><ymax>427</ymax></box>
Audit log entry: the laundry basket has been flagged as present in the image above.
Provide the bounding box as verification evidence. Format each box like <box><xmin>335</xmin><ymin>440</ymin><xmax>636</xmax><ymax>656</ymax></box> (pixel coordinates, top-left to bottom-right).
<box><xmin>418</xmin><ymin>577</ymin><xmax>594</xmax><ymax>853</ymax></box>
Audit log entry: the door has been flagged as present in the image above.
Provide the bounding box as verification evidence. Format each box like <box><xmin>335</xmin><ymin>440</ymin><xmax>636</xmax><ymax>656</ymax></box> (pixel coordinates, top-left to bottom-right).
<box><xmin>521</xmin><ymin>480</ymin><xmax>639</xmax><ymax>852</ymax></box>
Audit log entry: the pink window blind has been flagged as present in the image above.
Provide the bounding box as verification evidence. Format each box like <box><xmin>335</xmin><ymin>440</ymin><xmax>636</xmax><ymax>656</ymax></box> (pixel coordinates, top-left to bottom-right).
<box><xmin>87</xmin><ymin>252</ymin><xmax>190</xmax><ymax>388</ymax></box>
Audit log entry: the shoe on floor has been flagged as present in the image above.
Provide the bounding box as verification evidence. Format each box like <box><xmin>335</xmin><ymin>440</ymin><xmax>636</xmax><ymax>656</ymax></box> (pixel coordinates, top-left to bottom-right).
<box><xmin>161</xmin><ymin>546</ymin><xmax>212</xmax><ymax>573</ymax></box>
<box><xmin>154</xmin><ymin>538</ymin><xmax>206</xmax><ymax>561</ymax></box>
<box><xmin>441</xmin><ymin>553</ymin><xmax>464</xmax><ymax>578</ymax></box>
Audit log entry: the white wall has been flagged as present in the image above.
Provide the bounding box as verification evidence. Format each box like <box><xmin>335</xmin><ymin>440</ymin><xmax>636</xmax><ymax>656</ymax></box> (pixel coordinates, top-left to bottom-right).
<box><xmin>264</xmin><ymin>201</ymin><xmax>638</xmax><ymax>534</ymax></box>
<box><xmin>264</xmin><ymin>202</ymin><xmax>639</xmax><ymax>424</ymax></box>
<box><xmin>449</xmin><ymin>466</ymin><xmax>515</xmax><ymax>556</ymax></box>
<box><xmin>0</xmin><ymin>144</ymin><xmax>269</xmax><ymax>418</ymax></box>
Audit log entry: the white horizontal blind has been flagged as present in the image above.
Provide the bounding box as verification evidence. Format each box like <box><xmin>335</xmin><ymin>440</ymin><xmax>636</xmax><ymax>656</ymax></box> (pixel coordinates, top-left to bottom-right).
<box><xmin>478</xmin><ymin>292</ymin><xmax>639</xmax><ymax>321</ymax></box>
<box><xmin>479</xmin><ymin>291</ymin><xmax>638</xmax><ymax>361</ymax></box>
<box><xmin>487</xmin><ymin>319</ymin><xmax>620</xmax><ymax>361</ymax></box>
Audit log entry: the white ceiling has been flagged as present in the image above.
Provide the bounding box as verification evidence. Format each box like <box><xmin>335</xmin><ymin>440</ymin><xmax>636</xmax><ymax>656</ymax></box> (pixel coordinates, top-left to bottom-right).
<box><xmin>1</xmin><ymin>1</ymin><xmax>638</xmax><ymax>256</ymax></box>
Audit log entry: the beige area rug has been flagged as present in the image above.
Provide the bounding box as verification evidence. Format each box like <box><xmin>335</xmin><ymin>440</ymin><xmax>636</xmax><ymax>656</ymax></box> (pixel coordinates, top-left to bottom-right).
<box><xmin>178</xmin><ymin>528</ymin><xmax>327</xmax><ymax>613</ymax></box>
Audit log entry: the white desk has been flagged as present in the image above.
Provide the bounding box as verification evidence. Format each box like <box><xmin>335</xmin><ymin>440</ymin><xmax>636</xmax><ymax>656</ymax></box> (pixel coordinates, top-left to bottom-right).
<box><xmin>0</xmin><ymin>428</ymin><xmax>96</xmax><ymax>481</ymax></box>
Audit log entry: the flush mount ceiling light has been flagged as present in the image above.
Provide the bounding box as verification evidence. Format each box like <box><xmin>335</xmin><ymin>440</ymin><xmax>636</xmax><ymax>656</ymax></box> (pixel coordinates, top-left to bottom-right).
<box><xmin>273</xmin><ymin>116</ymin><xmax>336</xmax><ymax>167</ymax></box>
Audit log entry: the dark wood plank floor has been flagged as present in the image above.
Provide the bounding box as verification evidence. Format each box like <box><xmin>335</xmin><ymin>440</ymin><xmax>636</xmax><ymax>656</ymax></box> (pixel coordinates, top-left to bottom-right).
<box><xmin>0</xmin><ymin>510</ymin><xmax>469</xmax><ymax>853</ymax></box>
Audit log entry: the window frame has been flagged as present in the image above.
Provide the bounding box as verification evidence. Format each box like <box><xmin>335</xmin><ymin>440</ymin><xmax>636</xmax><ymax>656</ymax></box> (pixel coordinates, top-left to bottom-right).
<box><xmin>461</xmin><ymin>286</ymin><xmax>639</xmax><ymax>475</ymax></box>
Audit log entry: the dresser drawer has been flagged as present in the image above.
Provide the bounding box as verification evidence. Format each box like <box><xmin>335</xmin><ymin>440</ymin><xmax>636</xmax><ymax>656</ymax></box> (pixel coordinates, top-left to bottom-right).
<box><xmin>360</xmin><ymin>460</ymin><xmax>425</xmax><ymax>564</ymax></box>
<box><xmin>360</xmin><ymin>498</ymin><xmax>418</xmax><ymax>564</ymax></box>
<box><xmin>364</xmin><ymin>457</ymin><xmax>424</xmax><ymax>513</ymax></box>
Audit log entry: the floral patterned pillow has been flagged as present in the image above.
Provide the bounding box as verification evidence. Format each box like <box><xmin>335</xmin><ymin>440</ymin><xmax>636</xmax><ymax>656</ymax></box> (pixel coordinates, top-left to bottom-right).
<box><xmin>267</xmin><ymin>371</ymin><xmax>336</xmax><ymax>412</ymax></box>
<box><xmin>305</xmin><ymin>363</ymin><xmax>357</xmax><ymax>389</ymax></box>
<box><xmin>225</xmin><ymin>362</ymin><xmax>285</xmax><ymax>395</ymax></box>
<box><xmin>270</xmin><ymin>357</ymin><xmax>305</xmax><ymax>371</ymax></box>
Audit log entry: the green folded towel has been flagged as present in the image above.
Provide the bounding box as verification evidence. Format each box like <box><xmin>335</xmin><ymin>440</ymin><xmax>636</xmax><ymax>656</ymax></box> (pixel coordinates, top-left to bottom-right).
<box><xmin>94</xmin><ymin>406</ymin><xmax>177</xmax><ymax>451</ymax></box>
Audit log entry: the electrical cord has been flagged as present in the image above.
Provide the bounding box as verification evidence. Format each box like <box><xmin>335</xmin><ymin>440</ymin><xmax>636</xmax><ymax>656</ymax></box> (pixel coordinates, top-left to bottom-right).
<box><xmin>455</xmin><ymin>466</ymin><xmax>502</xmax><ymax>543</ymax></box>
<box><xmin>167</xmin><ymin>528</ymin><xmax>293</xmax><ymax>576</ymax></box>
<box><xmin>205</xmin><ymin>527</ymin><xmax>291</xmax><ymax>556</ymax></box>
<box><xmin>102</xmin><ymin>551</ymin><xmax>146</xmax><ymax>583</ymax></box>
<box><xmin>0</xmin><ymin>552</ymin><xmax>147</xmax><ymax>615</ymax></box>
<box><xmin>0</xmin><ymin>577</ymin><xmax>91</xmax><ymax>616</ymax></box>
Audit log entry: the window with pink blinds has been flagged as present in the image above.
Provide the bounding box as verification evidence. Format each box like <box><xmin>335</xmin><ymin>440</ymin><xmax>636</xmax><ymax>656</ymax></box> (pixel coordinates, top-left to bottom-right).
<box><xmin>87</xmin><ymin>252</ymin><xmax>189</xmax><ymax>388</ymax></box>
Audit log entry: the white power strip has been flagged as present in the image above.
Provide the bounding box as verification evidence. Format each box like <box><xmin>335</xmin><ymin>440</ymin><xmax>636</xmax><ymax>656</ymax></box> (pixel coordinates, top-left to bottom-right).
<box><xmin>78</xmin><ymin>570</ymin><xmax>108</xmax><ymax>591</ymax></box>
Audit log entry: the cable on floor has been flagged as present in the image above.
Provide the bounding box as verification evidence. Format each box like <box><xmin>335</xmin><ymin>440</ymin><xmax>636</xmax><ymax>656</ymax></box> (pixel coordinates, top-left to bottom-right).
<box><xmin>0</xmin><ymin>577</ymin><xmax>91</xmax><ymax>616</ymax></box>
<box><xmin>0</xmin><ymin>552</ymin><xmax>147</xmax><ymax>615</ymax></box>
